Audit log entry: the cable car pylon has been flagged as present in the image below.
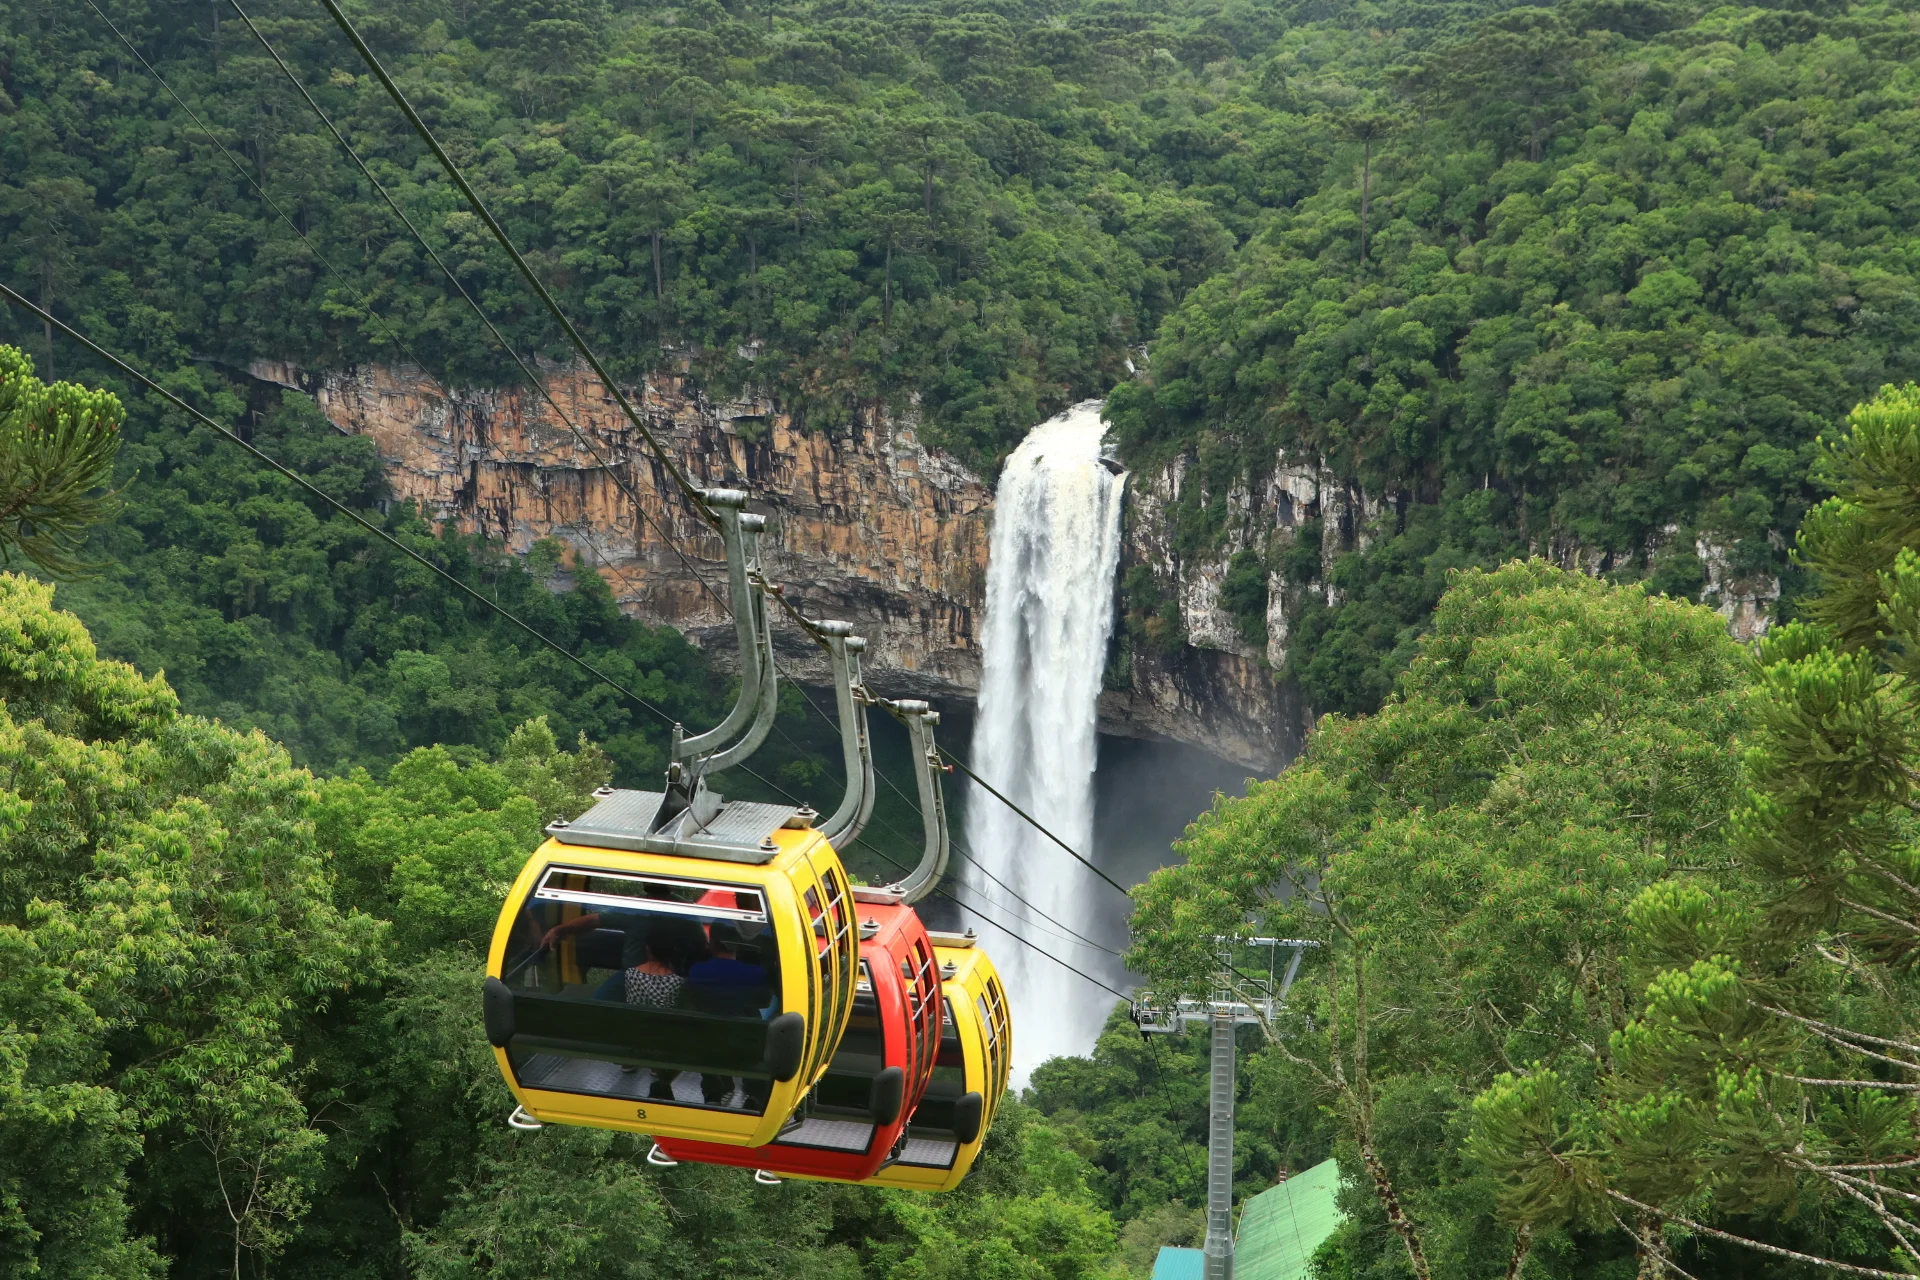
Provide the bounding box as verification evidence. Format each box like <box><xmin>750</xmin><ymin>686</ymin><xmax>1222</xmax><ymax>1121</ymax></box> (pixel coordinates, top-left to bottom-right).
<box><xmin>1132</xmin><ymin>938</ymin><xmax>1317</xmax><ymax>1280</ymax></box>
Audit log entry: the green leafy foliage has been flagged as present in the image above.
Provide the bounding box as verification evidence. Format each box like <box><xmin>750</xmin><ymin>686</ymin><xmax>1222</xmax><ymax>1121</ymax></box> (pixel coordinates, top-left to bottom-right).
<box><xmin>1130</xmin><ymin>562</ymin><xmax>1749</xmax><ymax>1277</ymax></box>
<box><xmin>47</xmin><ymin>383</ymin><xmax>723</xmax><ymax>780</ymax></box>
<box><xmin>0</xmin><ymin>342</ymin><xmax>123</xmax><ymax>577</ymax></box>
<box><xmin>0</xmin><ymin>576</ymin><xmax>1128</xmax><ymax>1279</ymax></box>
<box><xmin>0</xmin><ymin>571</ymin><xmax>381</xmax><ymax>1276</ymax></box>
<box><xmin>0</xmin><ymin>0</ymin><xmax>1304</xmax><ymax>472</ymax></box>
<box><xmin>1469</xmin><ymin>382</ymin><xmax>1920</xmax><ymax>1275</ymax></box>
<box><xmin>1218</xmin><ymin>549</ymin><xmax>1269</xmax><ymax>649</ymax></box>
<box><xmin>1107</xmin><ymin>1</ymin><xmax>1920</xmax><ymax>710</ymax></box>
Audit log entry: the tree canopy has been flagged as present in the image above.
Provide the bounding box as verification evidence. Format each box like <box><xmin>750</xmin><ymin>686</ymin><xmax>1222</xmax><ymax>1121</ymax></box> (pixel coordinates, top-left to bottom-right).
<box><xmin>0</xmin><ymin>343</ymin><xmax>123</xmax><ymax>577</ymax></box>
<box><xmin>0</xmin><ymin>572</ymin><xmax>1136</xmax><ymax>1279</ymax></box>
<box><xmin>1470</xmin><ymin>383</ymin><xmax>1920</xmax><ymax>1276</ymax></box>
<box><xmin>14</xmin><ymin>0</ymin><xmax>1920</xmax><ymax>701</ymax></box>
<box><xmin>1130</xmin><ymin>561</ymin><xmax>1751</xmax><ymax>1277</ymax></box>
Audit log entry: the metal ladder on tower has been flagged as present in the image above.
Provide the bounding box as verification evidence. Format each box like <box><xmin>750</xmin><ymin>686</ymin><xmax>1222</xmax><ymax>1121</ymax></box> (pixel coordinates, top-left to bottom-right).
<box><xmin>1133</xmin><ymin>937</ymin><xmax>1317</xmax><ymax>1280</ymax></box>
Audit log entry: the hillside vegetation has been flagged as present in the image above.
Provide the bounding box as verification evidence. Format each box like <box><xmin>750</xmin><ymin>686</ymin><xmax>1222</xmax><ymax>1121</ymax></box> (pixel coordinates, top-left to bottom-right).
<box><xmin>9</xmin><ymin>0</ymin><xmax>1920</xmax><ymax>1276</ymax></box>
<box><xmin>10</xmin><ymin>0</ymin><xmax>1920</xmax><ymax>710</ymax></box>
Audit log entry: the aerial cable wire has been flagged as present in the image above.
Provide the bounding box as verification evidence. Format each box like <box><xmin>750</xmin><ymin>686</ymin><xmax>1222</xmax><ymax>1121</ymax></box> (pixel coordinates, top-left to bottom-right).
<box><xmin>762</xmin><ymin>582</ymin><xmax>1129</xmax><ymax>924</ymax></box>
<box><xmin>83</xmin><ymin>0</ymin><xmax>453</xmax><ymax>409</ymax></box>
<box><xmin>239</xmin><ymin>0</ymin><xmax>1125</xmax><ymax>925</ymax></box>
<box><xmin>0</xmin><ymin>281</ymin><xmax>694</xmax><ymax>731</ymax></box>
<box><xmin>2</xmin><ymin>283</ymin><xmax>1137</xmax><ymax>1008</ymax></box>
<box><xmin>939</xmin><ymin>748</ymin><xmax>1133</xmax><ymax>896</ymax></box>
<box><xmin>310</xmin><ymin>0</ymin><xmax>1119</xmax><ymax>896</ymax></box>
<box><xmin>225</xmin><ymin>0</ymin><xmax>727</xmax><ymax>609</ymax></box>
<box><xmin>1141</xmin><ymin>1032</ymin><xmax>1211</xmax><ymax>1190</ymax></box>
<box><xmin>854</xmin><ymin>834</ymin><xmax>1132</xmax><ymax>1000</ymax></box>
<box><xmin>757</xmin><ymin>653</ymin><xmax>1123</xmax><ymax>955</ymax></box>
<box><xmin>514</xmin><ymin>505</ymin><xmax>1123</xmax><ymax>958</ymax></box>
<box><xmin>309</xmin><ymin>0</ymin><xmax>714</xmax><ymax>520</ymax></box>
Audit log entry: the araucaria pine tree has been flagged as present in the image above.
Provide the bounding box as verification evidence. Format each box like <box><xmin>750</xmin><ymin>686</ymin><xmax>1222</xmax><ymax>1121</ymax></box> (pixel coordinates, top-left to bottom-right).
<box><xmin>0</xmin><ymin>344</ymin><xmax>122</xmax><ymax>577</ymax></box>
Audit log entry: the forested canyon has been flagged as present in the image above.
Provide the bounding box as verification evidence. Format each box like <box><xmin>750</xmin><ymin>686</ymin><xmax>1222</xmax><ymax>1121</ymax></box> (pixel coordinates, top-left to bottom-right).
<box><xmin>7</xmin><ymin>0</ymin><xmax>1920</xmax><ymax>1275</ymax></box>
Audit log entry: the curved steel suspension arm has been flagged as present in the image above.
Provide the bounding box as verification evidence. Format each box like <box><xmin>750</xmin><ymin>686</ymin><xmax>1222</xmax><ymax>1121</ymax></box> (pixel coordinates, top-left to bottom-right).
<box><xmin>696</xmin><ymin>552</ymin><xmax>778</xmax><ymax>774</ymax></box>
<box><xmin>814</xmin><ymin>623</ymin><xmax>875</xmax><ymax>848</ymax></box>
<box><xmin>884</xmin><ymin>699</ymin><xmax>950</xmax><ymax>905</ymax></box>
<box><xmin>676</xmin><ymin>490</ymin><xmax>765</xmax><ymax>759</ymax></box>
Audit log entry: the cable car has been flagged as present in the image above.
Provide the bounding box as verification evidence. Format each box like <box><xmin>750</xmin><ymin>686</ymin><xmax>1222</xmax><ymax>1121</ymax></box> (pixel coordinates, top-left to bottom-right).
<box><xmin>859</xmin><ymin>936</ymin><xmax>1012</xmax><ymax>1192</ymax></box>
<box><xmin>651</xmin><ymin>897</ymin><xmax>943</xmax><ymax>1181</ymax></box>
<box><xmin>649</xmin><ymin>674</ymin><xmax>973</xmax><ymax>1184</ymax></box>
<box><xmin>483</xmin><ymin>800</ymin><xmax>858</xmax><ymax>1145</ymax></box>
<box><xmin>482</xmin><ymin>491</ymin><xmax>865</xmax><ymax>1147</ymax></box>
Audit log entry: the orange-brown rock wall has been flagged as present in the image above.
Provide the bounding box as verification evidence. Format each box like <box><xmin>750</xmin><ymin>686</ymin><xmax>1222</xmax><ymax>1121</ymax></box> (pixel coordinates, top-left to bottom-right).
<box><xmin>250</xmin><ymin>360</ymin><xmax>991</xmax><ymax>698</ymax></box>
<box><xmin>248</xmin><ymin>360</ymin><xmax>1298</xmax><ymax>770</ymax></box>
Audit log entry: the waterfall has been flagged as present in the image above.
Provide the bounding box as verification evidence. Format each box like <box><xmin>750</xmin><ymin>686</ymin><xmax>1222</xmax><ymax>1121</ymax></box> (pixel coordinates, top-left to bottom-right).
<box><xmin>964</xmin><ymin>401</ymin><xmax>1126</xmax><ymax>1085</ymax></box>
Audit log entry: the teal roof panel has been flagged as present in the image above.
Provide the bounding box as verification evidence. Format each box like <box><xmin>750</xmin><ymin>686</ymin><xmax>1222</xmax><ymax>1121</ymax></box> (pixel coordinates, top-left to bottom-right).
<box><xmin>1152</xmin><ymin>1246</ymin><xmax>1205</xmax><ymax>1280</ymax></box>
<box><xmin>1233</xmin><ymin>1158</ymin><xmax>1345</xmax><ymax>1280</ymax></box>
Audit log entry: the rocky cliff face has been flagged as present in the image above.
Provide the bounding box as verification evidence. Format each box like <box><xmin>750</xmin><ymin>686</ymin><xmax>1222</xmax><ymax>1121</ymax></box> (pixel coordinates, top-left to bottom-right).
<box><xmin>249</xmin><ymin>359</ymin><xmax>990</xmax><ymax>698</ymax></box>
<box><xmin>249</xmin><ymin>361</ymin><xmax>1302</xmax><ymax>771</ymax></box>
<box><xmin>1104</xmin><ymin>453</ymin><xmax>1308</xmax><ymax>771</ymax></box>
<box><xmin>1116</xmin><ymin>442</ymin><xmax>1783</xmax><ymax>744</ymax></box>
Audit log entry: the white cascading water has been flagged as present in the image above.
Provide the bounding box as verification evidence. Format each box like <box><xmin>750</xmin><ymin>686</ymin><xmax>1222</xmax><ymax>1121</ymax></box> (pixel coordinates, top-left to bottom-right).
<box><xmin>965</xmin><ymin>401</ymin><xmax>1126</xmax><ymax>1085</ymax></box>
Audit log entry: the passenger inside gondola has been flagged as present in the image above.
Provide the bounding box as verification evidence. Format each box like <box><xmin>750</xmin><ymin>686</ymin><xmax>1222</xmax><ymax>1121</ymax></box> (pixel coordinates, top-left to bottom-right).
<box><xmin>688</xmin><ymin>924</ymin><xmax>766</xmax><ymax>1008</ymax></box>
<box><xmin>498</xmin><ymin>866</ymin><xmax>789</xmax><ymax>1112</ymax></box>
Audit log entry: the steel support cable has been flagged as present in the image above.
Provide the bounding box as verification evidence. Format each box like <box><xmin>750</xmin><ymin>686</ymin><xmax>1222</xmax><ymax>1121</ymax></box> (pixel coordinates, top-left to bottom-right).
<box><xmin>939</xmin><ymin>888</ymin><xmax>1131</xmax><ymax>1000</ymax></box>
<box><xmin>85</xmin><ymin>0</ymin><xmax>453</xmax><ymax>408</ymax></box>
<box><xmin>756</xmin><ymin>651</ymin><xmax>1125</xmax><ymax>958</ymax></box>
<box><xmin>939</xmin><ymin>747</ymin><xmax>1133</xmax><ymax>897</ymax></box>
<box><xmin>6</xmin><ymin>285</ymin><xmax>1138</xmax><ymax>1011</ymax></box>
<box><xmin>755</xmin><ymin>583</ymin><xmax>1129</xmax><ymax>950</ymax></box>
<box><xmin>875</xmin><ymin>770</ymin><xmax>1124</xmax><ymax>957</ymax></box>
<box><xmin>226</xmin><ymin>0</ymin><xmax>730</xmax><ymax>608</ymax></box>
<box><xmin>516</xmin><ymin>506</ymin><xmax>1122</xmax><ymax>958</ymax></box>
<box><xmin>1141</xmin><ymin>1032</ymin><xmax>1211</xmax><ymax>1190</ymax></box>
<box><xmin>750</xmin><ymin>686</ymin><xmax>1117</xmax><ymax>958</ymax></box>
<box><xmin>321</xmin><ymin>0</ymin><xmax>1116</xmax><ymax>900</ymax></box>
<box><xmin>853</xmin><ymin>835</ymin><xmax>1132</xmax><ymax>1001</ymax></box>
<box><xmin>312</xmin><ymin>0</ymin><xmax>713</xmax><ymax>521</ymax></box>
<box><xmin>264</xmin><ymin>0</ymin><xmax>1126</xmax><ymax>924</ymax></box>
<box><xmin>0</xmin><ymin>282</ymin><xmax>700</xmax><ymax>730</ymax></box>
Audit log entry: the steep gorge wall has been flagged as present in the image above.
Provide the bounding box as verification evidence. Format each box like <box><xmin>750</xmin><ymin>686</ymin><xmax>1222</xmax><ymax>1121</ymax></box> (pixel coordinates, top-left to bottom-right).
<box><xmin>251</xmin><ymin>361</ymin><xmax>1302</xmax><ymax>770</ymax></box>
<box><xmin>1119</xmin><ymin>445</ymin><xmax>1784</xmax><ymax>735</ymax></box>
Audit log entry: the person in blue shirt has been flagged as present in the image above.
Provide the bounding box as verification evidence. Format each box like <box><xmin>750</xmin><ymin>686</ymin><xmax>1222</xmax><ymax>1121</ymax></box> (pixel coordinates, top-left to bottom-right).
<box><xmin>688</xmin><ymin>923</ymin><xmax>771</xmax><ymax>1107</ymax></box>
<box><xmin>687</xmin><ymin>923</ymin><xmax>765</xmax><ymax>992</ymax></box>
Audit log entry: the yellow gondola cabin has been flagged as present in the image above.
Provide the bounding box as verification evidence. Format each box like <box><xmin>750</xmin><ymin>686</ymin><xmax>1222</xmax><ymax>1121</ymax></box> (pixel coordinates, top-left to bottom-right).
<box><xmin>483</xmin><ymin>785</ymin><xmax>859</xmax><ymax>1147</ymax></box>
<box><xmin>859</xmin><ymin>936</ymin><xmax>1012</xmax><ymax>1191</ymax></box>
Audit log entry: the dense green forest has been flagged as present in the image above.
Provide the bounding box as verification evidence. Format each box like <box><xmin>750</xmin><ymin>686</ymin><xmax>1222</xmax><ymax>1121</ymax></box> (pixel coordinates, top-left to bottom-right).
<box><xmin>10</xmin><ymin>0</ymin><xmax>1920</xmax><ymax>1274</ymax></box>
<box><xmin>6</xmin><ymin>0</ymin><xmax>1919</xmax><ymax>715</ymax></box>
<box><xmin>20</xmin><ymin>360</ymin><xmax>1920</xmax><ymax>1279</ymax></box>
<box><xmin>1129</xmin><ymin>384</ymin><xmax>1920</xmax><ymax>1278</ymax></box>
<box><xmin>1108</xmin><ymin>0</ymin><xmax>1920</xmax><ymax>709</ymax></box>
<box><xmin>0</xmin><ymin>568</ymin><xmax>1146</xmax><ymax>1278</ymax></box>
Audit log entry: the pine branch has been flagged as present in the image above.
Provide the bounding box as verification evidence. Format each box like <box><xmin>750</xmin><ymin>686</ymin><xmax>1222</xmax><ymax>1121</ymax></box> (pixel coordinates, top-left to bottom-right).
<box><xmin>1606</xmin><ymin>1190</ymin><xmax>1915</xmax><ymax>1279</ymax></box>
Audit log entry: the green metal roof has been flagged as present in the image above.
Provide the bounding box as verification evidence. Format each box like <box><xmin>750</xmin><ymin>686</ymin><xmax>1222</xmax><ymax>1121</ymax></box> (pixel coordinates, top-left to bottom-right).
<box><xmin>1151</xmin><ymin>1246</ymin><xmax>1205</xmax><ymax>1280</ymax></box>
<box><xmin>1232</xmin><ymin>1159</ymin><xmax>1345</xmax><ymax>1280</ymax></box>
